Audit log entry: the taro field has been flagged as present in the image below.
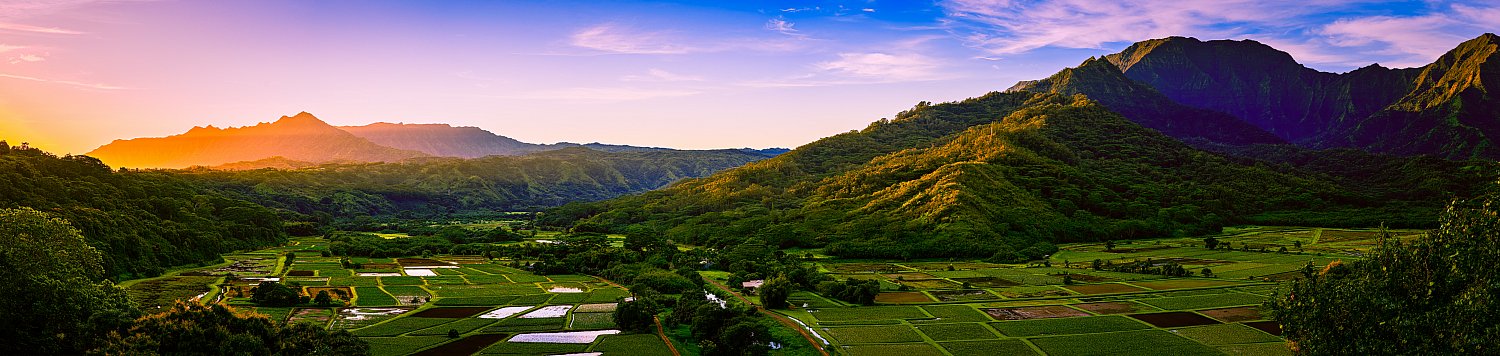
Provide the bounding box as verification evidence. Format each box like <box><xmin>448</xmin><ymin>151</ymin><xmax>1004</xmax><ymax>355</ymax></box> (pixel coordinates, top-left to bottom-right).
<box><xmin>774</xmin><ymin>227</ymin><xmax>1409</xmax><ymax>356</ymax></box>
<box><xmin>123</xmin><ymin>237</ymin><xmax>667</xmax><ymax>356</ymax></box>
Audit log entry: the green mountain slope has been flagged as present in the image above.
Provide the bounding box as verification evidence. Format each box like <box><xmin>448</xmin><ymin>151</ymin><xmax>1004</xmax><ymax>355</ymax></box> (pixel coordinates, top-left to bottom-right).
<box><xmin>1007</xmin><ymin>57</ymin><xmax>1284</xmax><ymax>145</ymax></box>
<box><xmin>178</xmin><ymin>147</ymin><xmax>777</xmax><ymax>219</ymax></box>
<box><xmin>548</xmin><ymin>93</ymin><xmax>1493</xmax><ymax>258</ymax></box>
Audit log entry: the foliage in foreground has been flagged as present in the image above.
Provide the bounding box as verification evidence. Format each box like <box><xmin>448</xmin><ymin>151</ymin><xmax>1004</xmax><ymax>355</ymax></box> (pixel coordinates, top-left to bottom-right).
<box><xmin>1267</xmin><ymin>186</ymin><xmax>1500</xmax><ymax>354</ymax></box>
<box><xmin>0</xmin><ymin>207</ymin><xmax>138</xmax><ymax>354</ymax></box>
<box><xmin>93</xmin><ymin>301</ymin><xmax>368</xmax><ymax>355</ymax></box>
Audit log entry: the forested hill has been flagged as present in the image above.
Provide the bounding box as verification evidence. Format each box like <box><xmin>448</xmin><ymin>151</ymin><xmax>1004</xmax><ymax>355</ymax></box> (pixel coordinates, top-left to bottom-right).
<box><xmin>176</xmin><ymin>147</ymin><xmax>778</xmax><ymax>221</ymax></box>
<box><xmin>0</xmin><ymin>142</ymin><xmax>284</xmax><ymax>279</ymax></box>
<box><xmin>545</xmin><ymin>93</ymin><xmax>1496</xmax><ymax>259</ymax></box>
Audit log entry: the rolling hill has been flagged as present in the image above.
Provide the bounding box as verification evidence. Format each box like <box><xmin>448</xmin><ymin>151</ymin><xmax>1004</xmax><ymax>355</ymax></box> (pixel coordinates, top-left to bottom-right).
<box><xmin>86</xmin><ymin>112</ymin><xmax>430</xmax><ymax>169</ymax></box>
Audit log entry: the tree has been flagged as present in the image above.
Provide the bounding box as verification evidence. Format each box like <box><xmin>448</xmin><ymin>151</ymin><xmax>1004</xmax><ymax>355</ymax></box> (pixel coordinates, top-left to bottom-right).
<box><xmin>447</xmin><ymin>329</ymin><xmax>460</xmax><ymax>339</ymax></box>
<box><xmin>613</xmin><ymin>298</ymin><xmax>660</xmax><ymax>333</ymax></box>
<box><xmin>93</xmin><ymin>301</ymin><xmax>368</xmax><ymax>355</ymax></box>
<box><xmin>1091</xmin><ymin>259</ymin><xmax>1103</xmax><ymax>271</ymax></box>
<box><xmin>314</xmin><ymin>291</ymin><xmax>335</xmax><ymax>307</ymax></box>
<box><xmin>252</xmin><ymin>281</ymin><xmax>308</xmax><ymax>307</ymax></box>
<box><xmin>0</xmin><ymin>208</ymin><xmax>139</xmax><ymax>354</ymax></box>
<box><xmin>760</xmin><ymin>274</ymin><xmax>793</xmax><ymax>309</ymax></box>
<box><xmin>1104</xmin><ymin>240</ymin><xmax>1115</xmax><ymax>251</ymax></box>
<box><xmin>1266</xmin><ymin>192</ymin><xmax>1500</xmax><ymax>354</ymax></box>
<box><xmin>1203</xmin><ymin>237</ymin><xmax>1220</xmax><ymax>250</ymax></box>
<box><xmin>1200</xmin><ymin>268</ymin><xmax>1214</xmax><ymax>278</ymax></box>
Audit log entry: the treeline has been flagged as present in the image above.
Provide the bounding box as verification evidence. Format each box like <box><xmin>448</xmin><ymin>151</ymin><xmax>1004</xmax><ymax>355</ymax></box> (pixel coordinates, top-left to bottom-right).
<box><xmin>174</xmin><ymin>147</ymin><xmax>773</xmax><ymax>225</ymax></box>
<box><xmin>0</xmin><ymin>142</ymin><xmax>285</xmax><ymax>279</ymax></box>
<box><xmin>543</xmin><ymin>93</ymin><xmax>1497</xmax><ymax>259</ymax></box>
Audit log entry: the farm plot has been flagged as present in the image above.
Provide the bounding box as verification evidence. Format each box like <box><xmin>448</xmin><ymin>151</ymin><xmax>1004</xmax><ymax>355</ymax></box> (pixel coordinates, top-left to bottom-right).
<box><xmin>823</xmin><ymin>325</ymin><xmax>925</xmax><ymax>344</ymax></box>
<box><xmin>989</xmin><ymin>315</ymin><xmax>1151</xmax><ymax>337</ymax></box>
<box><xmin>919</xmin><ymin>305</ymin><xmax>992</xmax><ymax>322</ymax></box>
<box><xmin>331</xmin><ymin>307</ymin><xmax>410</xmax><ymax>329</ymax></box>
<box><xmin>839</xmin><ymin>343</ymin><xmax>946</xmax><ymax>356</ymax></box>
<box><xmin>874</xmin><ymin>292</ymin><xmax>934</xmax><ymax>303</ymax></box>
<box><xmin>429</xmin><ymin>284</ymin><xmax>544</xmax><ymax>297</ymax></box>
<box><xmin>479</xmin><ymin>306</ymin><xmax>533</xmax><ymax>319</ymax></box>
<box><xmin>1071</xmin><ymin>301</ymin><xmax>1156</xmax><ymax>315</ymax></box>
<box><xmin>914</xmin><ymin>323</ymin><xmax>999</xmax><ymax>341</ymax></box>
<box><xmin>810</xmin><ymin>306</ymin><xmax>930</xmax><ymax>322</ymax></box>
<box><xmin>938</xmin><ymin>339</ymin><xmax>1039</xmax><ymax>356</ymax></box>
<box><xmin>1199</xmin><ymin>306</ymin><xmax>1265</xmax><ymax>322</ymax></box>
<box><xmin>411</xmin><ymin>307</ymin><xmax>492</xmax><ymax>318</ymax></box>
<box><xmin>824</xmin><ymin>263</ymin><xmax>913</xmax><ymax>274</ymax></box>
<box><xmin>352</xmin><ymin>316</ymin><xmax>457</xmax><ymax>337</ymax></box>
<box><xmin>1172</xmin><ymin>323</ymin><xmax>1283</xmax><ymax>345</ymax></box>
<box><xmin>1061</xmin><ymin>283</ymin><xmax>1147</xmax><ymax>295</ymax></box>
<box><xmin>288</xmin><ymin>308</ymin><xmax>334</xmax><ymax>326</ymax></box>
<box><xmin>435</xmin><ymin>296</ymin><xmax>520</xmax><ymax>306</ymax></box>
<box><xmin>568</xmin><ymin>312</ymin><xmax>616</xmax><ymax>330</ymax></box>
<box><xmin>929</xmin><ymin>289</ymin><xmax>998</xmax><ymax>302</ymax></box>
<box><xmin>520</xmin><ymin>305</ymin><xmax>572</xmax><ymax>318</ymax></box>
<box><xmin>589</xmin><ymin>334</ymin><xmax>674</xmax><ymax>356</ymax></box>
<box><xmin>1127</xmin><ymin>311</ymin><xmax>1221</xmax><ymax>328</ymax></box>
<box><xmin>383</xmin><ymin>285</ymin><xmax>431</xmax><ymax>305</ymax></box>
<box><xmin>353</xmin><ymin>286</ymin><xmax>398</xmax><ymax>306</ymax></box>
<box><xmin>1136</xmin><ymin>292</ymin><xmax>1265</xmax><ymax>310</ymax></box>
<box><xmin>411</xmin><ymin>318</ymin><xmax>498</xmax><ymax>336</ymax></box>
<box><xmin>410</xmin><ymin>333</ymin><xmax>509</xmax><ymax>356</ymax></box>
<box><xmin>126</xmin><ymin>276</ymin><xmax>218</xmax><ymax>308</ymax></box>
<box><xmin>982</xmin><ymin>305</ymin><xmax>1088</xmax><ymax>320</ymax></box>
<box><xmin>508</xmin><ymin>329</ymin><xmax>620</xmax><ymax>343</ymax></box>
<box><xmin>363</xmin><ymin>336</ymin><xmax>452</xmax><ymax>356</ymax></box>
<box><xmin>1029</xmin><ymin>329</ymin><xmax>1221</xmax><ymax>356</ymax></box>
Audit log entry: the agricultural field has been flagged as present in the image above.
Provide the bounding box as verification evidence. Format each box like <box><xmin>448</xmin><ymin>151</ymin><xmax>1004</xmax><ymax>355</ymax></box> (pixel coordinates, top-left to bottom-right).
<box><xmin>774</xmin><ymin>227</ymin><xmax>1409</xmax><ymax>355</ymax></box>
<box><xmin>117</xmin><ymin>236</ymin><xmax>675</xmax><ymax>356</ymax></box>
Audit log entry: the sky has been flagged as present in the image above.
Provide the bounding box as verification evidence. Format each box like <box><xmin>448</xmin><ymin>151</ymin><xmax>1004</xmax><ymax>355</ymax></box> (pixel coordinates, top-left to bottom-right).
<box><xmin>0</xmin><ymin>0</ymin><xmax>1495</xmax><ymax>154</ymax></box>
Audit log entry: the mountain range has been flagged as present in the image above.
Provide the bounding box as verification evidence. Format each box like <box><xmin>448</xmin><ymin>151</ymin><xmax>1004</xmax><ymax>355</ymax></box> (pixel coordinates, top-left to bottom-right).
<box><xmin>1014</xmin><ymin>33</ymin><xmax>1500</xmax><ymax>159</ymax></box>
<box><xmin>86</xmin><ymin>112</ymin><xmax>783</xmax><ymax>169</ymax></box>
<box><xmin>549</xmin><ymin>34</ymin><xmax>1500</xmax><ymax>258</ymax></box>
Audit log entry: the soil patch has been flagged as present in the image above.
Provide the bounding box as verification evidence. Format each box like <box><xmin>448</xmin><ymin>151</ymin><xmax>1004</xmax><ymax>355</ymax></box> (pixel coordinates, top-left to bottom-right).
<box><xmin>1199</xmin><ymin>306</ymin><xmax>1263</xmax><ymax>322</ymax></box>
<box><xmin>1127</xmin><ymin>312</ymin><xmax>1221</xmax><ymax>328</ymax></box>
<box><xmin>1062</xmin><ymin>283</ymin><xmax>1146</xmax><ymax>295</ymax></box>
<box><xmin>307</xmin><ymin>286</ymin><xmax>353</xmax><ymax>299</ymax></box>
<box><xmin>875</xmin><ymin>292</ymin><xmax>935</xmax><ymax>303</ymax></box>
<box><xmin>411</xmin><ymin>333</ymin><xmax>509</xmax><ymax>356</ymax></box>
<box><xmin>982</xmin><ymin>305</ymin><xmax>1088</xmax><ymax>320</ymax></box>
<box><xmin>398</xmin><ymin>258</ymin><xmax>453</xmax><ymax>267</ymax></box>
<box><xmin>1072</xmin><ymin>302</ymin><xmax>1146</xmax><ymax>315</ymax></box>
<box><xmin>929</xmin><ymin>289</ymin><xmax>998</xmax><ymax>302</ymax></box>
<box><xmin>996</xmin><ymin>288</ymin><xmax>1073</xmax><ymax>298</ymax></box>
<box><xmin>1061</xmin><ymin>274</ymin><xmax>1116</xmax><ymax>282</ymax></box>
<box><xmin>1243</xmin><ymin>321</ymin><xmax>1282</xmax><ymax>336</ymax></box>
<box><xmin>950</xmin><ymin>277</ymin><xmax>1020</xmax><ymax>288</ymax></box>
<box><xmin>897</xmin><ymin>279</ymin><xmax>961</xmax><ymax>289</ymax></box>
<box><xmin>411</xmin><ymin>307</ymin><xmax>493</xmax><ymax>318</ymax></box>
<box><xmin>286</xmin><ymin>270</ymin><xmax>315</xmax><ymax>277</ymax></box>
<box><xmin>361</xmin><ymin>263</ymin><xmax>398</xmax><ymax>269</ymax></box>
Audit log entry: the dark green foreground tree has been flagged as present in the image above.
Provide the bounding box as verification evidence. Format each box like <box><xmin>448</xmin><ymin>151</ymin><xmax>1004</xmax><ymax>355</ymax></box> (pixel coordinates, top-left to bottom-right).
<box><xmin>0</xmin><ymin>207</ymin><xmax>137</xmax><ymax>354</ymax></box>
<box><xmin>1267</xmin><ymin>188</ymin><xmax>1500</xmax><ymax>354</ymax></box>
<box><xmin>93</xmin><ymin>301</ymin><xmax>368</xmax><ymax>355</ymax></box>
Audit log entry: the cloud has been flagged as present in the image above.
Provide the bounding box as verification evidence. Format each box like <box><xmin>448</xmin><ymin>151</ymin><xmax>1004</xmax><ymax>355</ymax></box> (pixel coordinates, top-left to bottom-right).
<box><xmin>0</xmin><ymin>22</ymin><xmax>83</xmax><ymax>34</ymax></box>
<box><xmin>511</xmin><ymin>87</ymin><xmax>701</xmax><ymax>101</ymax></box>
<box><xmin>569</xmin><ymin>24</ymin><xmax>696</xmax><ymax>54</ymax></box>
<box><xmin>1316</xmin><ymin>14</ymin><xmax>1469</xmax><ymax>67</ymax></box>
<box><xmin>781</xmin><ymin>7</ymin><xmax>820</xmax><ymax>13</ymax></box>
<box><xmin>817</xmin><ymin>52</ymin><xmax>943</xmax><ymax>80</ymax></box>
<box><xmin>766</xmin><ymin>18</ymin><xmax>798</xmax><ymax>36</ymax></box>
<box><xmin>8</xmin><ymin>53</ymin><xmax>44</xmax><ymax>64</ymax></box>
<box><xmin>568</xmin><ymin>22</ymin><xmax>810</xmax><ymax>55</ymax></box>
<box><xmin>0</xmin><ymin>44</ymin><xmax>22</xmax><ymax>52</ymax></box>
<box><xmin>621</xmin><ymin>69</ymin><xmax>703</xmax><ymax>82</ymax></box>
<box><xmin>0</xmin><ymin>72</ymin><xmax>125</xmax><ymax>90</ymax></box>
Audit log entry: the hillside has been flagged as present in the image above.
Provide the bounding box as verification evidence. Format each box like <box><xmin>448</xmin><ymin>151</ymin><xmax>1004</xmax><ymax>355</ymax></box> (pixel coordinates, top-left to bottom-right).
<box><xmin>178</xmin><ymin>147</ymin><xmax>779</xmax><ymax>219</ymax></box>
<box><xmin>1006</xmin><ymin>57</ymin><xmax>1284</xmax><ymax>145</ymax></box>
<box><xmin>0</xmin><ymin>143</ymin><xmax>284</xmax><ymax>279</ymax></box>
<box><xmin>1092</xmin><ymin>34</ymin><xmax>1499</xmax><ymax>159</ymax></box>
<box><xmin>87</xmin><ymin>112</ymin><xmax>430</xmax><ymax>169</ymax></box>
<box><xmin>548</xmin><ymin>93</ymin><xmax>1494</xmax><ymax>258</ymax></box>
<box><xmin>340</xmin><ymin>122</ymin><xmax>541</xmax><ymax>158</ymax></box>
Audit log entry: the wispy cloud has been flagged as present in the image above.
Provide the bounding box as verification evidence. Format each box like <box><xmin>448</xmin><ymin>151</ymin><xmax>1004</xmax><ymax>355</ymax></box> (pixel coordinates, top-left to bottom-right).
<box><xmin>567</xmin><ymin>22</ymin><xmax>811</xmax><ymax>55</ymax></box>
<box><xmin>510</xmin><ymin>87</ymin><xmax>701</xmax><ymax>101</ymax></box>
<box><xmin>766</xmin><ymin>17</ymin><xmax>798</xmax><ymax>36</ymax></box>
<box><xmin>0</xmin><ymin>72</ymin><xmax>125</xmax><ymax>90</ymax></box>
<box><xmin>621</xmin><ymin>68</ymin><xmax>703</xmax><ymax>82</ymax></box>
<box><xmin>1317</xmin><ymin>14</ymin><xmax>1469</xmax><ymax>67</ymax></box>
<box><xmin>570</xmin><ymin>23</ymin><xmax>695</xmax><ymax>54</ymax></box>
<box><xmin>0</xmin><ymin>22</ymin><xmax>83</xmax><ymax>34</ymax></box>
<box><xmin>9</xmin><ymin>53</ymin><xmax>44</xmax><ymax>64</ymax></box>
<box><xmin>817</xmin><ymin>52</ymin><xmax>943</xmax><ymax>81</ymax></box>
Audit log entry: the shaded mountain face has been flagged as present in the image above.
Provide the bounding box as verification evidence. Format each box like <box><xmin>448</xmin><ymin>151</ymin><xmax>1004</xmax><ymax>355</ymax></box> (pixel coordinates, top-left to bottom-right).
<box><xmin>1085</xmin><ymin>34</ymin><xmax>1500</xmax><ymax>159</ymax></box>
<box><xmin>1006</xmin><ymin>57</ymin><xmax>1284</xmax><ymax>145</ymax></box>
<box><xmin>86</xmin><ymin>112</ymin><xmax>429</xmax><ymax>169</ymax></box>
<box><xmin>340</xmin><ymin>123</ymin><xmax>539</xmax><ymax>158</ymax></box>
<box><xmin>1317</xmin><ymin>34</ymin><xmax>1500</xmax><ymax>158</ymax></box>
<box><xmin>550</xmin><ymin>92</ymin><xmax>1491</xmax><ymax>258</ymax></box>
